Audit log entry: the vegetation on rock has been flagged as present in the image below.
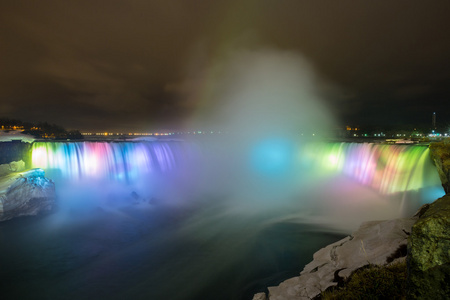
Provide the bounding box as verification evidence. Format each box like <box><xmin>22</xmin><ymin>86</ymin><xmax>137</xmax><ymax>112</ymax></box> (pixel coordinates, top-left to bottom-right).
<box><xmin>429</xmin><ymin>139</ymin><xmax>450</xmax><ymax>193</ymax></box>
<box><xmin>407</xmin><ymin>194</ymin><xmax>450</xmax><ymax>299</ymax></box>
<box><xmin>320</xmin><ymin>261</ymin><xmax>407</xmax><ymax>300</ymax></box>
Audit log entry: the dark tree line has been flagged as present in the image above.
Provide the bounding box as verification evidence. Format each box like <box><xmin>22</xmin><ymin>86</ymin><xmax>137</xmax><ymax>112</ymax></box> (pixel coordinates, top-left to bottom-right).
<box><xmin>0</xmin><ymin>118</ymin><xmax>33</xmax><ymax>129</ymax></box>
<box><xmin>0</xmin><ymin>118</ymin><xmax>83</xmax><ymax>140</ymax></box>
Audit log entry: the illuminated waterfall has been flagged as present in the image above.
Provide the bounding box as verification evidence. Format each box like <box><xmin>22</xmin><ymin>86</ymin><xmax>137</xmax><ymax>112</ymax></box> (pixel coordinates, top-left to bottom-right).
<box><xmin>31</xmin><ymin>141</ymin><xmax>441</xmax><ymax>200</ymax></box>
<box><xmin>303</xmin><ymin>143</ymin><xmax>439</xmax><ymax>195</ymax></box>
<box><xmin>31</xmin><ymin>141</ymin><xmax>190</xmax><ymax>182</ymax></box>
<box><xmin>28</xmin><ymin>140</ymin><xmax>444</xmax><ymax>231</ymax></box>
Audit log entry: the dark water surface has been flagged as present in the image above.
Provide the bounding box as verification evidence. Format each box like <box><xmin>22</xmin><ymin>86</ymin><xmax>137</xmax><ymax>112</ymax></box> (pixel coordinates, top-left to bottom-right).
<box><xmin>0</xmin><ymin>199</ymin><xmax>344</xmax><ymax>300</ymax></box>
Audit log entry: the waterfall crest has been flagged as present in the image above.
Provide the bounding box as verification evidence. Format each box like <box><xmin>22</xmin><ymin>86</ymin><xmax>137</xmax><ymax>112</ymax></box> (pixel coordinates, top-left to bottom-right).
<box><xmin>304</xmin><ymin>143</ymin><xmax>439</xmax><ymax>195</ymax></box>
<box><xmin>30</xmin><ymin>141</ymin><xmax>443</xmax><ymax>205</ymax></box>
<box><xmin>31</xmin><ymin>141</ymin><xmax>191</xmax><ymax>182</ymax></box>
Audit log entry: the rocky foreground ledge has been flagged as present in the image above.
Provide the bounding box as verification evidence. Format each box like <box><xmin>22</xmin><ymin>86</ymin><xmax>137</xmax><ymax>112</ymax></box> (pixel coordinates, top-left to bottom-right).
<box><xmin>0</xmin><ymin>168</ymin><xmax>55</xmax><ymax>221</ymax></box>
<box><xmin>253</xmin><ymin>216</ymin><xmax>415</xmax><ymax>300</ymax></box>
<box><xmin>254</xmin><ymin>195</ymin><xmax>450</xmax><ymax>300</ymax></box>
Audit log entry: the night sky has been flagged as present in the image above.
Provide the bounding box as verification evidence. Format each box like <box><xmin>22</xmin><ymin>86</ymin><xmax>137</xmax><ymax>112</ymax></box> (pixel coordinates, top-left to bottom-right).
<box><xmin>1</xmin><ymin>0</ymin><xmax>450</xmax><ymax>131</ymax></box>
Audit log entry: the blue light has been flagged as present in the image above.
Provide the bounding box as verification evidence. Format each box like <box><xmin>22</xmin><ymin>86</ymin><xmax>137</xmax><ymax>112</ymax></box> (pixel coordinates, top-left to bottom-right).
<box><xmin>250</xmin><ymin>138</ymin><xmax>294</xmax><ymax>176</ymax></box>
<box><xmin>420</xmin><ymin>187</ymin><xmax>445</xmax><ymax>204</ymax></box>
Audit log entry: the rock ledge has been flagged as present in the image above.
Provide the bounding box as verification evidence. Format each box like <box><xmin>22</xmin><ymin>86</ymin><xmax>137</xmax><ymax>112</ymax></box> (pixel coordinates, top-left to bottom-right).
<box><xmin>254</xmin><ymin>217</ymin><xmax>415</xmax><ymax>300</ymax></box>
<box><xmin>0</xmin><ymin>168</ymin><xmax>55</xmax><ymax>221</ymax></box>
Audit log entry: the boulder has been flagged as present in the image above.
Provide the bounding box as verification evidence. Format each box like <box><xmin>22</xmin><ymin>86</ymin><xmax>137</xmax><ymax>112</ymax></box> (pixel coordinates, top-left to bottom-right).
<box><xmin>252</xmin><ymin>292</ymin><xmax>267</xmax><ymax>300</ymax></box>
<box><xmin>261</xmin><ymin>218</ymin><xmax>415</xmax><ymax>300</ymax></box>
<box><xmin>407</xmin><ymin>194</ymin><xmax>450</xmax><ymax>299</ymax></box>
<box><xmin>0</xmin><ymin>168</ymin><xmax>55</xmax><ymax>221</ymax></box>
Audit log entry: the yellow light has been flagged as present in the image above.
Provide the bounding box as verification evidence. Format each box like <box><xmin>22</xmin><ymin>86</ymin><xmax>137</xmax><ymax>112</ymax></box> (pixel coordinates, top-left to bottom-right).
<box><xmin>328</xmin><ymin>154</ymin><xmax>338</xmax><ymax>166</ymax></box>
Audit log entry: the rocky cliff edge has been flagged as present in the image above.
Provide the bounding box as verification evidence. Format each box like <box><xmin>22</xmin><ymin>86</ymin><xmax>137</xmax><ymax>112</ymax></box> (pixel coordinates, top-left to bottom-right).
<box><xmin>253</xmin><ymin>217</ymin><xmax>414</xmax><ymax>300</ymax></box>
<box><xmin>429</xmin><ymin>140</ymin><xmax>450</xmax><ymax>194</ymax></box>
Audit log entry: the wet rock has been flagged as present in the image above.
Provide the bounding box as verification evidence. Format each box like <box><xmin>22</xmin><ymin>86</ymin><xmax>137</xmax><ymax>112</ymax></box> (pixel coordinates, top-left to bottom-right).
<box><xmin>253</xmin><ymin>292</ymin><xmax>267</xmax><ymax>300</ymax></box>
<box><xmin>131</xmin><ymin>191</ymin><xmax>141</xmax><ymax>204</ymax></box>
<box><xmin>0</xmin><ymin>168</ymin><xmax>55</xmax><ymax>221</ymax></box>
<box><xmin>131</xmin><ymin>191</ymin><xmax>140</xmax><ymax>200</ymax></box>
<box><xmin>407</xmin><ymin>194</ymin><xmax>450</xmax><ymax>299</ymax></box>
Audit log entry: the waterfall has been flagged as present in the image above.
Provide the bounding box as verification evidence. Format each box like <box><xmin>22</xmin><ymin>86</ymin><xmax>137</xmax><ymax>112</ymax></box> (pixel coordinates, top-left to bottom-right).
<box><xmin>31</xmin><ymin>141</ymin><xmax>192</xmax><ymax>182</ymax></box>
<box><xmin>303</xmin><ymin>142</ymin><xmax>440</xmax><ymax>195</ymax></box>
<box><xmin>30</xmin><ymin>141</ymin><xmax>443</xmax><ymax>209</ymax></box>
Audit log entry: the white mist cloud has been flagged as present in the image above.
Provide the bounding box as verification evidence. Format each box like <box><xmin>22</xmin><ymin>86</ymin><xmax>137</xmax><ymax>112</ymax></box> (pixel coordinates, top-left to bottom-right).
<box><xmin>165</xmin><ymin>48</ymin><xmax>342</xmax><ymax>217</ymax></box>
<box><xmin>186</xmin><ymin>48</ymin><xmax>336</xmax><ymax>136</ymax></box>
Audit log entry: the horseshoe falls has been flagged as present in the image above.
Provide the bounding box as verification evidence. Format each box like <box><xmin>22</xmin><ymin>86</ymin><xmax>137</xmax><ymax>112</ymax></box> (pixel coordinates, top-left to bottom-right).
<box><xmin>0</xmin><ymin>140</ymin><xmax>444</xmax><ymax>300</ymax></box>
<box><xmin>302</xmin><ymin>142</ymin><xmax>441</xmax><ymax>195</ymax></box>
